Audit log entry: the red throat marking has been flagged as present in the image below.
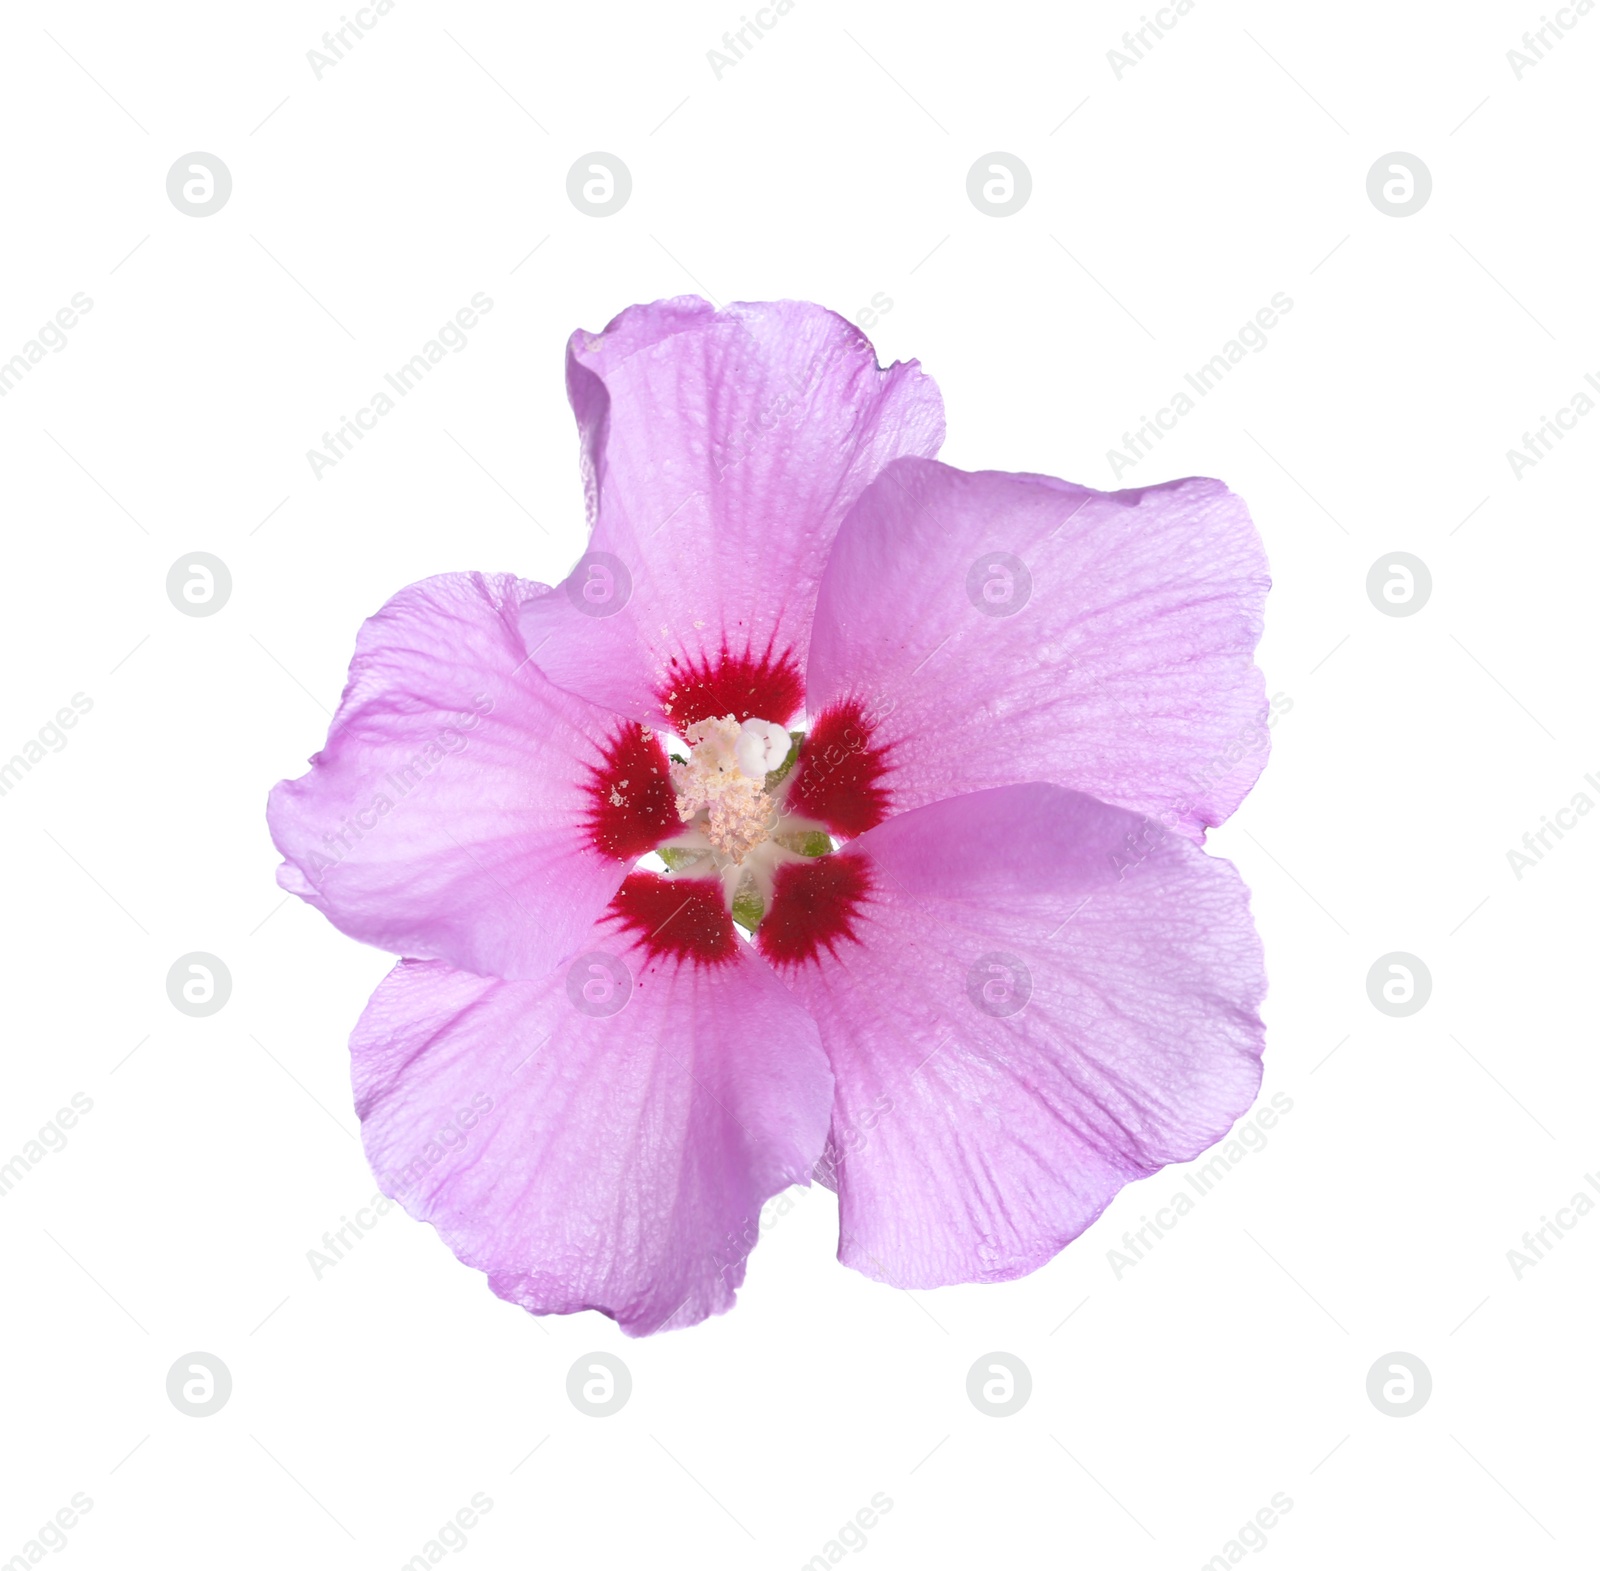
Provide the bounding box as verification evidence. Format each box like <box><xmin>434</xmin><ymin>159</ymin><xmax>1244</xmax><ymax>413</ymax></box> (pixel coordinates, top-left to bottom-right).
<box><xmin>605</xmin><ymin>873</ymin><xmax>738</xmax><ymax>965</ymax></box>
<box><xmin>584</xmin><ymin>724</ymin><xmax>679</xmax><ymax>861</ymax></box>
<box><xmin>757</xmin><ymin>853</ymin><xmax>873</xmax><ymax>968</ymax></box>
<box><xmin>785</xmin><ymin>700</ymin><xmax>892</xmax><ymax>837</ymax></box>
<box><xmin>657</xmin><ymin>644</ymin><xmax>804</xmax><ymax>729</ymax></box>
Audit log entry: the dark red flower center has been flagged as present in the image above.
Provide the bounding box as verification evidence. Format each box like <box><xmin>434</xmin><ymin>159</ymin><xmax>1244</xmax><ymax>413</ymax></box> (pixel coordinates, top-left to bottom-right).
<box><xmin>757</xmin><ymin>852</ymin><xmax>873</xmax><ymax>968</ymax></box>
<box><xmin>604</xmin><ymin>872</ymin><xmax>738</xmax><ymax>965</ymax></box>
<box><xmin>785</xmin><ymin>699</ymin><xmax>893</xmax><ymax>837</ymax></box>
<box><xmin>581</xmin><ymin>658</ymin><xmax>889</xmax><ymax>970</ymax></box>
<box><xmin>657</xmin><ymin>642</ymin><xmax>804</xmax><ymax>729</ymax></box>
<box><xmin>584</xmin><ymin>722</ymin><xmax>679</xmax><ymax>861</ymax></box>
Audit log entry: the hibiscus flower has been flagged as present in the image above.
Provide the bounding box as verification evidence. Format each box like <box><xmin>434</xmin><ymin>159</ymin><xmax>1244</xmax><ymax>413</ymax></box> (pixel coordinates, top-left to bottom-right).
<box><xmin>266</xmin><ymin>297</ymin><xmax>1270</xmax><ymax>1336</ymax></box>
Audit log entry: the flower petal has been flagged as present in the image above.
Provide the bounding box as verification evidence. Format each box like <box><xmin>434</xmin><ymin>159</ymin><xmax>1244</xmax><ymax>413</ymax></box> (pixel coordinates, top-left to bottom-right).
<box><xmin>799</xmin><ymin>460</ymin><xmax>1271</xmax><ymax>842</ymax></box>
<box><xmin>267</xmin><ymin>572</ymin><xmax>677</xmax><ymax>982</ymax></box>
<box><xmin>761</xmin><ymin>783</ymin><xmax>1266</xmax><ymax>1289</ymax></box>
<box><xmin>520</xmin><ymin>298</ymin><xmax>945</xmax><ymax>726</ymax></box>
<box><xmin>349</xmin><ymin>887</ymin><xmax>833</xmax><ymax>1335</ymax></box>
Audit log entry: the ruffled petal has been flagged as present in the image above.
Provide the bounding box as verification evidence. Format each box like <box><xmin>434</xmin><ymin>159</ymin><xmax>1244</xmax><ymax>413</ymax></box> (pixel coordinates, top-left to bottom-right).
<box><xmin>797</xmin><ymin>460</ymin><xmax>1270</xmax><ymax>842</ymax></box>
<box><xmin>268</xmin><ymin>572</ymin><xmax>678</xmax><ymax>982</ymax></box>
<box><xmin>349</xmin><ymin>883</ymin><xmax>833</xmax><ymax>1335</ymax></box>
<box><xmin>520</xmin><ymin>298</ymin><xmax>945</xmax><ymax>726</ymax></box>
<box><xmin>759</xmin><ymin>783</ymin><xmax>1266</xmax><ymax>1289</ymax></box>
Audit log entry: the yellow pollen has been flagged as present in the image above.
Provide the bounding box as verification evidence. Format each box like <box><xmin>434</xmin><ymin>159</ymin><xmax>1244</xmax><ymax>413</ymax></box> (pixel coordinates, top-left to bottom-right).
<box><xmin>670</xmin><ymin>715</ymin><xmax>775</xmax><ymax>863</ymax></box>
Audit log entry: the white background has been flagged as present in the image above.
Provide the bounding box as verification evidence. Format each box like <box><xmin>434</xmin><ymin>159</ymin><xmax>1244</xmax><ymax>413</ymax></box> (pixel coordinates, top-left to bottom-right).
<box><xmin>2</xmin><ymin>0</ymin><xmax>1596</xmax><ymax>1567</ymax></box>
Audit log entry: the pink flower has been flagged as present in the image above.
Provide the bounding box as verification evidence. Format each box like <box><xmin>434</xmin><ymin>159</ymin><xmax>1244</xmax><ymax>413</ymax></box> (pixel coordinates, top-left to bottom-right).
<box><xmin>267</xmin><ymin>298</ymin><xmax>1270</xmax><ymax>1335</ymax></box>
